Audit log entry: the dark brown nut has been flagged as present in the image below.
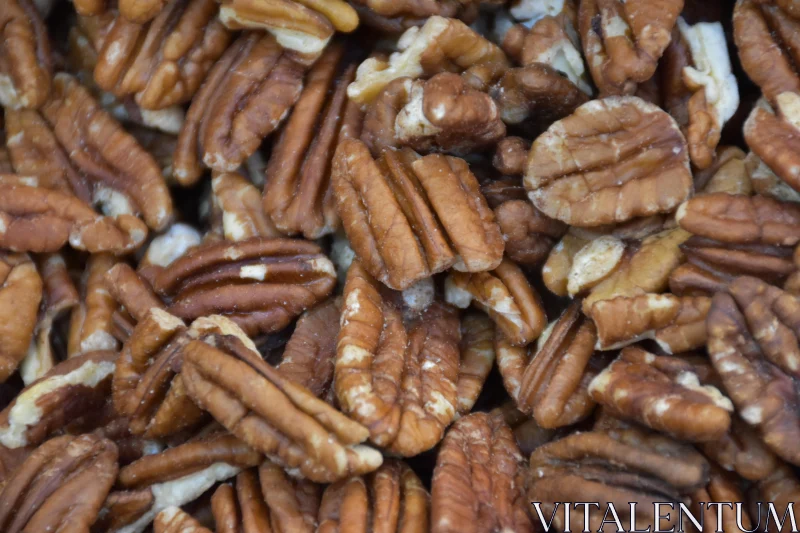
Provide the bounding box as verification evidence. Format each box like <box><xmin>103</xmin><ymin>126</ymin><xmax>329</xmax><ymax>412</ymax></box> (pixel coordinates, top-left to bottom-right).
<box><xmin>701</xmin><ymin>416</ymin><xmax>778</xmax><ymax>482</ymax></box>
<box><xmin>0</xmin><ymin>0</ymin><xmax>51</xmax><ymax>110</ymax></box>
<box><xmin>431</xmin><ymin>411</ymin><xmax>533</xmax><ymax>533</ymax></box>
<box><xmin>155</xmin><ymin>506</ymin><xmax>212</xmax><ymax>533</ymax></box>
<box><xmin>0</xmin><ymin>351</ymin><xmax>116</xmax><ymax>450</ymax></box>
<box><xmin>67</xmin><ymin>254</ymin><xmax>120</xmax><ymax>361</ymax></box>
<box><xmin>493</xmin><ymin>402</ymin><xmax>558</xmax><ymax>457</ymax></box>
<box><xmin>347</xmin><ymin>16</ymin><xmax>510</xmax><ymax>105</ymax></box>
<box><xmin>6</xmin><ymin>73</ymin><xmax>175</xmax><ymax>232</ymax></box>
<box><xmin>335</xmin><ymin>261</ymin><xmax>489</xmax><ymax>455</ymax></box>
<box><xmin>492</xmin><ymin>136</ymin><xmax>529</xmax><ymax>177</ymax></box>
<box><xmin>181</xmin><ymin>326</ymin><xmax>383</xmax><ymax>482</ymax></box>
<box><xmin>748</xmin><ymin>152</ymin><xmax>800</xmax><ymax>203</ymax></box>
<box><xmin>150</xmin><ymin>238</ymin><xmax>336</xmax><ymax>337</ymax></box>
<box><xmin>744</xmin><ymin>96</ymin><xmax>800</xmax><ymax>193</ymax></box>
<box><xmin>0</xmin><ymin>434</ymin><xmax>118</xmax><ymax>533</ymax></box>
<box><xmin>72</xmin><ymin>0</ymin><xmax>167</xmax><ymax>21</ymax></box>
<box><xmin>564</xmin><ymin>234</ymin><xmax>627</xmax><ymax>297</ymax></box>
<box><xmin>674</xmin><ymin>194</ymin><xmax>800</xmax><ymax>293</ymax></box>
<box><xmin>495</xmin><ymin>303</ymin><xmax>598</xmax><ymax>429</ymax></box>
<box><xmin>209</xmin><ymin>172</ymin><xmax>281</xmax><ymax>242</ymax></box>
<box><xmin>0</xmin><ymin>253</ymin><xmax>42</xmax><ymax>383</ymax></box>
<box><xmin>579</xmin><ymin>0</ymin><xmax>683</xmax><ymax>96</ymax></box>
<box><xmin>707</xmin><ymin>276</ymin><xmax>800</xmax><ymax>466</ymax></box>
<box><xmin>105</xmin><ymin>262</ymin><xmax>166</xmax><ymax>324</ymax></box>
<box><xmin>494</xmin><ymin>199</ymin><xmax>566</xmax><ymax>266</ymax></box>
<box><xmin>107</xmin><ymin>432</ymin><xmax>262</xmax><ymax>533</ymax></box>
<box><xmin>332</xmin><ymin>140</ymin><xmax>504</xmax><ymax>290</ymax></box>
<box><xmin>92</xmin><ymin>0</ymin><xmax>232</xmax><ymax>110</ymax></box>
<box><xmin>212</xmin><ymin>462</ymin><xmax>320</xmax><ymax>533</ymax></box>
<box><xmin>173</xmin><ymin>32</ymin><xmax>309</xmax><ymax>186</ymax></box>
<box><xmin>0</xmin><ymin>175</ymin><xmax>148</xmax><ymax>254</ymax></box>
<box><xmin>754</xmin><ymin>463</ymin><xmax>800</xmax><ymax>524</ymax></box>
<box><xmin>217</xmin><ymin>0</ymin><xmax>358</xmax><ymax>56</ymax></box>
<box><xmin>318</xmin><ymin>459</ymin><xmax>428</xmax><ymax>533</ymax></box>
<box><xmin>446</xmin><ymin>258</ymin><xmax>546</xmax><ymax>347</ymax></box>
<box><xmin>689</xmin><ymin>467</ymin><xmax>751</xmax><ymax>533</ymax></box>
<box><xmin>589</xmin><ymin>293</ymin><xmax>711</xmax><ymax>353</ymax></box>
<box><xmin>263</xmin><ymin>43</ymin><xmax>362</xmax><ymax>239</ymax></box>
<box><xmin>455</xmin><ymin>312</ymin><xmax>495</xmax><ymax>416</ymax></box>
<box><xmin>528</xmin><ymin>428</ymin><xmax>709</xmax><ymax>532</ymax></box>
<box><xmin>524</xmin><ymin>96</ymin><xmax>693</xmax><ymax>227</ymax></box>
<box><xmin>362</xmin><ymin>73</ymin><xmax>505</xmax><ymax>156</ymax></box>
<box><xmin>589</xmin><ymin>346</ymin><xmax>733</xmax><ymax>441</ymax></box>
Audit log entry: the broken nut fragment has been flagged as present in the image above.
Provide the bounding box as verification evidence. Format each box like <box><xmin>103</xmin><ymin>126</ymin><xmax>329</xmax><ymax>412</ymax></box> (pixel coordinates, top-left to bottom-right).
<box><xmin>744</xmin><ymin>95</ymin><xmax>800</xmax><ymax>193</ymax></box>
<box><xmin>210</xmin><ymin>171</ymin><xmax>281</xmax><ymax>242</ymax></box>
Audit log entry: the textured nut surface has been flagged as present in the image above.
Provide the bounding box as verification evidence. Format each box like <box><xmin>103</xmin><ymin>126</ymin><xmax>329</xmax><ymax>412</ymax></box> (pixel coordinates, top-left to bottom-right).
<box><xmin>493</xmin><ymin>199</ymin><xmax>566</xmax><ymax>266</ymax></box>
<box><xmin>68</xmin><ymin>254</ymin><xmax>119</xmax><ymax>360</ymax></box>
<box><xmin>701</xmin><ymin>416</ymin><xmax>778</xmax><ymax>481</ymax></box>
<box><xmin>210</xmin><ymin>172</ymin><xmax>280</xmax><ymax>242</ymax></box>
<box><xmin>744</xmin><ymin>95</ymin><xmax>800</xmax><ymax>193</ymax></box>
<box><xmin>0</xmin><ymin>253</ymin><xmax>41</xmax><ymax>382</ymax></box>
<box><xmin>333</xmin><ymin>140</ymin><xmax>503</xmax><ymax>290</ymax></box>
<box><xmin>0</xmin><ymin>0</ymin><xmax>51</xmax><ymax>110</ymax></box>
<box><xmin>524</xmin><ymin>97</ymin><xmax>693</xmax><ymax>227</ymax></box>
<box><xmin>431</xmin><ymin>411</ymin><xmax>533</xmax><ymax>533</ymax></box>
<box><xmin>155</xmin><ymin>506</ymin><xmax>212</xmax><ymax>533</ymax></box>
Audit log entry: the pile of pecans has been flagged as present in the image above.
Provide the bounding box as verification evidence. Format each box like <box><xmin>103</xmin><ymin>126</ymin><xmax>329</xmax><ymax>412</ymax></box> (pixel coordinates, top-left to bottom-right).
<box><xmin>1</xmin><ymin>0</ymin><xmax>799</xmax><ymax>531</ymax></box>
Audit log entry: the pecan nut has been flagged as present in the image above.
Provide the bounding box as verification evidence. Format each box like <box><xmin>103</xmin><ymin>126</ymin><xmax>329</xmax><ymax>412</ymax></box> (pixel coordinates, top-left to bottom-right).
<box><xmin>493</xmin><ymin>199</ymin><xmax>566</xmax><ymax>266</ymax></box>
<box><xmin>701</xmin><ymin>416</ymin><xmax>778</xmax><ymax>482</ymax></box>
<box><xmin>68</xmin><ymin>254</ymin><xmax>120</xmax><ymax>359</ymax></box>
<box><xmin>743</xmin><ymin>95</ymin><xmax>800</xmax><ymax>193</ymax></box>
<box><xmin>0</xmin><ymin>253</ymin><xmax>42</xmax><ymax>382</ymax></box>
<box><xmin>0</xmin><ymin>0</ymin><xmax>51</xmax><ymax>110</ymax></box>
<box><xmin>155</xmin><ymin>506</ymin><xmax>211</xmax><ymax>533</ymax></box>
<box><xmin>210</xmin><ymin>172</ymin><xmax>281</xmax><ymax>242</ymax></box>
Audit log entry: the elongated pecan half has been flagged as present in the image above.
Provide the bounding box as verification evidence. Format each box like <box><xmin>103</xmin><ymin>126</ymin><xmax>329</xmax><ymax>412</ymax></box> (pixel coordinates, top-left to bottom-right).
<box><xmin>155</xmin><ymin>506</ymin><xmax>211</xmax><ymax>533</ymax></box>
<box><xmin>0</xmin><ymin>0</ymin><xmax>51</xmax><ymax>110</ymax></box>
<box><xmin>332</xmin><ymin>139</ymin><xmax>503</xmax><ymax>290</ymax></box>
<box><xmin>208</xmin><ymin>172</ymin><xmax>280</xmax><ymax>242</ymax></box>
<box><xmin>0</xmin><ymin>253</ymin><xmax>41</xmax><ymax>383</ymax></box>
<box><xmin>68</xmin><ymin>254</ymin><xmax>120</xmax><ymax>360</ymax></box>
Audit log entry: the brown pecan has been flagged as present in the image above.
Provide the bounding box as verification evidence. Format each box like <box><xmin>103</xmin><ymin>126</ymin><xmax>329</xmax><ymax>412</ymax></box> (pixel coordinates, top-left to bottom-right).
<box><xmin>209</xmin><ymin>172</ymin><xmax>280</xmax><ymax>242</ymax></box>
<box><xmin>493</xmin><ymin>402</ymin><xmax>558</xmax><ymax>457</ymax></box>
<box><xmin>446</xmin><ymin>258</ymin><xmax>546</xmax><ymax>346</ymax></box>
<box><xmin>701</xmin><ymin>416</ymin><xmax>778</xmax><ymax>481</ymax></box>
<box><xmin>155</xmin><ymin>506</ymin><xmax>211</xmax><ymax>533</ymax></box>
<box><xmin>689</xmin><ymin>467</ymin><xmax>751</xmax><ymax>533</ymax></box>
<box><xmin>495</xmin><ymin>303</ymin><xmax>599</xmax><ymax>428</ymax></box>
<box><xmin>67</xmin><ymin>254</ymin><xmax>120</xmax><ymax>361</ymax></box>
<box><xmin>754</xmin><ymin>463</ymin><xmax>800</xmax><ymax>523</ymax></box>
<box><xmin>212</xmin><ymin>462</ymin><xmax>320</xmax><ymax>533</ymax></box>
<box><xmin>589</xmin><ymin>346</ymin><xmax>733</xmax><ymax>441</ymax></box>
<box><xmin>748</xmin><ymin>152</ymin><xmax>800</xmax><ymax>203</ymax></box>
<box><xmin>494</xmin><ymin>199</ymin><xmax>566</xmax><ymax>266</ymax></box>
<box><xmin>707</xmin><ymin>276</ymin><xmax>800</xmax><ymax>465</ymax></box>
<box><xmin>431</xmin><ymin>411</ymin><xmax>533</xmax><ymax>533</ymax></box>
<box><xmin>217</xmin><ymin>0</ymin><xmax>358</xmax><ymax>55</ymax></box>
<box><xmin>0</xmin><ymin>351</ymin><xmax>115</xmax><ymax>450</ymax></box>
<box><xmin>524</xmin><ymin>96</ymin><xmax>693</xmax><ymax>226</ymax></box>
<box><xmin>589</xmin><ymin>293</ymin><xmax>711</xmax><ymax>353</ymax></box>
<box><xmin>579</xmin><ymin>0</ymin><xmax>683</xmax><ymax>95</ymax></box>
<box><xmin>349</xmin><ymin>0</ymin><xmax>487</xmax><ymax>32</ymax></box>
<box><xmin>0</xmin><ymin>434</ymin><xmax>118</xmax><ymax>533</ymax></box>
<box><xmin>263</xmin><ymin>43</ymin><xmax>362</xmax><ymax>239</ymax></box>
<box><xmin>695</xmin><ymin>146</ymin><xmax>753</xmax><ymax>195</ymax></box>
<box><xmin>173</xmin><ymin>32</ymin><xmax>309</xmax><ymax>186</ymax></box>
<box><xmin>0</xmin><ymin>252</ymin><xmax>42</xmax><ymax>383</ymax></box>
<box><xmin>318</xmin><ymin>459</ymin><xmax>428</xmax><ymax>533</ymax></box>
<box><xmin>492</xmin><ymin>136</ymin><xmax>529</xmax><ymax>177</ymax></box>
<box><xmin>347</xmin><ymin>16</ymin><xmax>510</xmax><ymax>105</ymax></box>
<box><xmin>528</xmin><ymin>428</ymin><xmax>709</xmax><ymax>531</ymax></box>
<box><xmin>362</xmin><ymin>73</ymin><xmax>505</xmax><ymax>156</ymax></box>
<box><xmin>181</xmin><ymin>325</ymin><xmax>383</xmax><ymax>482</ymax></box>
<box><xmin>332</xmin><ymin>140</ymin><xmax>503</xmax><ymax>290</ymax></box>
<box><xmin>0</xmin><ymin>0</ymin><xmax>51</xmax><ymax>110</ymax></box>
<box><xmin>743</xmin><ymin>95</ymin><xmax>800</xmax><ymax>193</ymax></box>
<box><xmin>456</xmin><ymin>312</ymin><xmax>495</xmax><ymax>416</ymax></box>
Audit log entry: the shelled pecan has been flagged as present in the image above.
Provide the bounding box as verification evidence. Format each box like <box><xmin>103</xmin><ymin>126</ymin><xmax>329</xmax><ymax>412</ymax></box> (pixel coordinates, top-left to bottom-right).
<box><xmin>0</xmin><ymin>253</ymin><xmax>42</xmax><ymax>383</ymax></box>
<box><xmin>210</xmin><ymin>172</ymin><xmax>280</xmax><ymax>241</ymax></box>
<box><xmin>0</xmin><ymin>0</ymin><xmax>52</xmax><ymax>110</ymax></box>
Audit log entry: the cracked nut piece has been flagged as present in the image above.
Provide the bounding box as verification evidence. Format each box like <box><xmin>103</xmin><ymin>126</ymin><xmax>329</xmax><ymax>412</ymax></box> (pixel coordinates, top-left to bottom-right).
<box><xmin>495</xmin><ymin>303</ymin><xmax>599</xmax><ymax>428</ymax></box>
<box><xmin>0</xmin><ymin>434</ymin><xmax>118</xmax><ymax>533</ymax></box>
<box><xmin>744</xmin><ymin>95</ymin><xmax>800</xmax><ymax>193</ymax></box>
<box><xmin>318</xmin><ymin>459</ymin><xmax>428</xmax><ymax>533</ymax></box>
<box><xmin>528</xmin><ymin>427</ymin><xmax>709</xmax><ymax>531</ymax></box>
<box><xmin>150</xmin><ymin>238</ymin><xmax>336</xmax><ymax>336</ymax></box>
<box><xmin>155</xmin><ymin>506</ymin><xmax>211</xmax><ymax>533</ymax></box>
<box><xmin>210</xmin><ymin>172</ymin><xmax>280</xmax><ymax>242</ymax></box>
<box><xmin>333</xmin><ymin>140</ymin><xmax>503</xmax><ymax>290</ymax></box>
<box><xmin>263</xmin><ymin>43</ymin><xmax>362</xmax><ymax>239</ymax></box>
<box><xmin>589</xmin><ymin>346</ymin><xmax>733</xmax><ymax>441</ymax></box>
<box><xmin>217</xmin><ymin>0</ymin><xmax>358</xmax><ymax>56</ymax></box>
<box><xmin>431</xmin><ymin>411</ymin><xmax>533</xmax><ymax>533</ymax></box>
<box><xmin>524</xmin><ymin>96</ymin><xmax>693</xmax><ymax>226</ymax></box>
<box><xmin>446</xmin><ymin>258</ymin><xmax>546</xmax><ymax>347</ymax></box>
<box><xmin>92</xmin><ymin>0</ymin><xmax>232</xmax><ymax>110</ymax></box>
<box><xmin>0</xmin><ymin>0</ymin><xmax>51</xmax><ymax>110</ymax></box>
<box><xmin>0</xmin><ymin>351</ymin><xmax>116</xmax><ymax>450</ymax></box>
<box><xmin>579</xmin><ymin>0</ymin><xmax>683</xmax><ymax>95</ymax></box>
<box><xmin>708</xmin><ymin>276</ymin><xmax>800</xmax><ymax>466</ymax></box>
<box><xmin>347</xmin><ymin>16</ymin><xmax>510</xmax><ymax>105</ymax></box>
<box><xmin>211</xmin><ymin>462</ymin><xmax>320</xmax><ymax>533</ymax></box>
<box><xmin>493</xmin><ymin>199</ymin><xmax>566</xmax><ymax>266</ymax></box>
<box><xmin>589</xmin><ymin>293</ymin><xmax>711</xmax><ymax>353</ymax></box>
<box><xmin>349</xmin><ymin>0</ymin><xmax>485</xmax><ymax>33</ymax></box>
<box><xmin>336</xmin><ymin>261</ymin><xmax>491</xmax><ymax>455</ymax></box>
<box><xmin>182</xmin><ymin>323</ymin><xmax>383</xmax><ymax>482</ymax></box>
<box><xmin>0</xmin><ymin>253</ymin><xmax>41</xmax><ymax>383</ymax></box>
<box><xmin>68</xmin><ymin>254</ymin><xmax>120</xmax><ymax>359</ymax></box>
<box><xmin>173</xmin><ymin>32</ymin><xmax>308</xmax><ymax>186</ymax></box>
<box><xmin>701</xmin><ymin>416</ymin><xmax>778</xmax><ymax>482</ymax></box>
<box><xmin>362</xmin><ymin>73</ymin><xmax>505</xmax><ymax>156</ymax></box>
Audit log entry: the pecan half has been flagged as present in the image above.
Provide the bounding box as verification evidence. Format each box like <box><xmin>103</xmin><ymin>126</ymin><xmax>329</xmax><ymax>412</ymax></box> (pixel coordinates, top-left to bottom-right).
<box><xmin>210</xmin><ymin>172</ymin><xmax>280</xmax><ymax>242</ymax></box>
<box><xmin>707</xmin><ymin>276</ymin><xmax>800</xmax><ymax>465</ymax></box>
<box><xmin>318</xmin><ymin>459</ymin><xmax>428</xmax><ymax>533</ymax></box>
<box><xmin>173</xmin><ymin>32</ymin><xmax>308</xmax><ymax>186</ymax></box>
<box><xmin>68</xmin><ymin>254</ymin><xmax>120</xmax><ymax>360</ymax></box>
<box><xmin>701</xmin><ymin>416</ymin><xmax>778</xmax><ymax>481</ymax></box>
<box><xmin>493</xmin><ymin>199</ymin><xmax>566</xmax><ymax>266</ymax></box>
<box><xmin>263</xmin><ymin>43</ymin><xmax>362</xmax><ymax>239</ymax></box>
<box><xmin>0</xmin><ymin>434</ymin><xmax>118</xmax><ymax>533</ymax></box>
<box><xmin>524</xmin><ymin>96</ymin><xmax>693</xmax><ymax>226</ymax></box>
<box><xmin>0</xmin><ymin>0</ymin><xmax>51</xmax><ymax>110</ymax></box>
<box><xmin>748</xmin><ymin>152</ymin><xmax>800</xmax><ymax>203</ymax></box>
<box><xmin>743</xmin><ymin>95</ymin><xmax>800</xmax><ymax>193</ymax></box>
<box><xmin>155</xmin><ymin>506</ymin><xmax>211</xmax><ymax>533</ymax></box>
<box><xmin>332</xmin><ymin>140</ymin><xmax>503</xmax><ymax>290</ymax></box>
<box><xmin>431</xmin><ymin>411</ymin><xmax>533</xmax><ymax>533</ymax></box>
<box><xmin>0</xmin><ymin>253</ymin><xmax>42</xmax><ymax>382</ymax></box>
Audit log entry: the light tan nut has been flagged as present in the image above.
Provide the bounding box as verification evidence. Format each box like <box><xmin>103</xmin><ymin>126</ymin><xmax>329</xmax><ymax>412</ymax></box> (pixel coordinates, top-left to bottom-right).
<box><xmin>263</xmin><ymin>43</ymin><xmax>362</xmax><ymax>239</ymax></box>
<box><xmin>542</xmin><ymin>232</ymin><xmax>591</xmax><ymax>297</ymax></box>
<box><xmin>210</xmin><ymin>172</ymin><xmax>280</xmax><ymax>242</ymax></box>
<box><xmin>456</xmin><ymin>312</ymin><xmax>495</xmax><ymax>417</ymax></box>
<box><xmin>68</xmin><ymin>254</ymin><xmax>120</xmax><ymax>360</ymax></box>
<box><xmin>0</xmin><ymin>0</ymin><xmax>52</xmax><ymax>110</ymax></box>
<box><xmin>431</xmin><ymin>411</ymin><xmax>533</xmax><ymax>533</ymax></box>
<box><xmin>318</xmin><ymin>459</ymin><xmax>428</xmax><ymax>533</ymax></box>
<box><xmin>579</xmin><ymin>0</ymin><xmax>683</xmax><ymax>95</ymax></box>
<box><xmin>332</xmin><ymin>139</ymin><xmax>504</xmax><ymax>290</ymax></box>
<box><xmin>0</xmin><ymin>253</ymin><xmax>42</xmax><ymax>383</ymax></box>
<box><xmin>173</xmin><ymin>32</ymin><xmax>309</xmax><ymax>186</ymax></box>
<box><xmin>446</xmin><ymin>258</ymin><xmax>547</xmax><ymax>347</ymax></box>
<box><xmin>524</xmin><ymin>96</ymin><xmax>693</xmax><ymax>226</ymax></box>
<box><xmin>492</xmin><ymin>136</ymin><xmax>529</xmax><ymax>177</ymax></box>
<box><xmin>566</xmin><ymin>234</ymin><xmax>626</xmax><ymax>296</ymax></box>
<box><xmin>744</xmin><ymin>95</ymin><xmax>800</xmax><ymax>193</ymax></box>
<box><xmin>155</xmin><ymin>506</ymin><xmax>212</xmax><ymax>533</ymax></box>
<box><xmin>350</xmin><ymin>0</ymin><xmax>488</xmax><ymax>33</ymax></box>
<box><xmin>347</xmin><ymin>16</ymin><xmax>510</xmax><ymax>105</ymax></box>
